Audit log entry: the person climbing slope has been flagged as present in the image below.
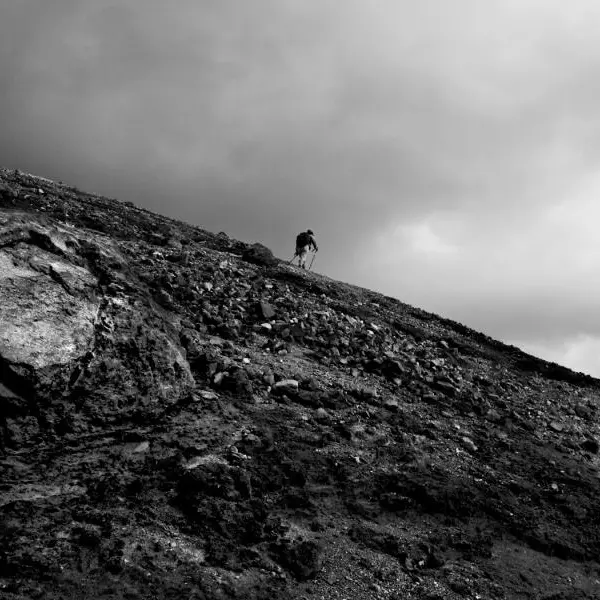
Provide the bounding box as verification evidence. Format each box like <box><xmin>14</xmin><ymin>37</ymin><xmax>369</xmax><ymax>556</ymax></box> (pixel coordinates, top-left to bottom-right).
<box><xmin>294</xmin><ymin>229</ymin><xmax>318</xmax><ymax>269</ymax></box>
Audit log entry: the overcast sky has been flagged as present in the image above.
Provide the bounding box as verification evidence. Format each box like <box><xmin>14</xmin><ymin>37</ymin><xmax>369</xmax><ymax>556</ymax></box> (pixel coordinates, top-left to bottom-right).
<box><xmin>2</xmin><ymin>1</ymin><xmax>600</xmax><ymax>375</ymax></box>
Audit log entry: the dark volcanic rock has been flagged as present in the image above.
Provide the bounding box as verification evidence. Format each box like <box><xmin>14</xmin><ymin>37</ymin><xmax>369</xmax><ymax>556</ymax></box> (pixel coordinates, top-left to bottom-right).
<box><xmin>242</xmin><ymin>243</ymin><xmax>278</xmax><ymax>267</ymax></box>
<box><xmin>270</xmin><ymin>539</ymin><xmax>323</xmax><ymax>580</ymax></box>
<box><xmin>581</xmin><ymin>438</ymin><xmax>599</xmax><ymax>454</ymax></box>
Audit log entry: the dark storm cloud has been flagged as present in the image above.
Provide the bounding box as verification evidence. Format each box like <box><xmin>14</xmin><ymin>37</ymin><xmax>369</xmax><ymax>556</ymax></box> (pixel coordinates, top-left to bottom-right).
<box><xmin>2</xmin><ymin>1</ymin><xmax>600</xmax><ymax>373</ymax></box>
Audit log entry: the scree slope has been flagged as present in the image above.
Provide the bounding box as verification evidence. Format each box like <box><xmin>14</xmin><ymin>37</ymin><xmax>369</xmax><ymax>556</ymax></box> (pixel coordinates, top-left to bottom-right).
<box><xmin>1</xmin><ymin>167</ymin><xmax>600</xmax><ymax>600</ymax></box>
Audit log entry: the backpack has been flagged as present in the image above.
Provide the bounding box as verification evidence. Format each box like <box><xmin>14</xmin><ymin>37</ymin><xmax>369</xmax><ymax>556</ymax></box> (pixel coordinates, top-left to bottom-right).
<box><xmin>296</xmin><ymin>231</ymin><xmax>311</xmax><ymax>248</ymax></box>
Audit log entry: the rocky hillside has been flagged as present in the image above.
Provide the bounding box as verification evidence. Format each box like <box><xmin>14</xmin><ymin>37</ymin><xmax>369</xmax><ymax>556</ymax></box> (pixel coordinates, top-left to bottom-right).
<box><xmin>1</xmin><ymin>167</ymin><xmax>599</xmax><ymax>600</ymax></box>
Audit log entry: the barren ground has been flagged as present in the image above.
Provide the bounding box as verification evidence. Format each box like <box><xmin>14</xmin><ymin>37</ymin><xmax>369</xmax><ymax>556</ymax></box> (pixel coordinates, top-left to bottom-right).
<box><xmin>1</xmin><ymin>168</ymin><xmax>599</xmax><ymax>599</ymax></box>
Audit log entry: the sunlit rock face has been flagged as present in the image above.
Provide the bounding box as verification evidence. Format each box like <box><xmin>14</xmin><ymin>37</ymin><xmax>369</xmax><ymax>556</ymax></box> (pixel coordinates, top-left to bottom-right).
<box><xmin>0</xmin><ymin>215</ymin><xmax>99</xmax><ymax>371</ymax></box>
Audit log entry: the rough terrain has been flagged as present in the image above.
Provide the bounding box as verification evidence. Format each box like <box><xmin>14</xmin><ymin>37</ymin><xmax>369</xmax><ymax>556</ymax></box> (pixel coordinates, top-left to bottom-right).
<box><xmin>1</xmin><ymin>167</ymin><xmax>600</xmax><ymax>599</ymax></box>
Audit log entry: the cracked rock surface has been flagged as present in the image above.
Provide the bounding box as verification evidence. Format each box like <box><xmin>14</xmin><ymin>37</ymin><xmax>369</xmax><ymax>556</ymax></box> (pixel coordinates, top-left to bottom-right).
<box><xmin>1</xmin><ymin>167</ymin><xmax>600</xmax><ymax>599</ymax></box>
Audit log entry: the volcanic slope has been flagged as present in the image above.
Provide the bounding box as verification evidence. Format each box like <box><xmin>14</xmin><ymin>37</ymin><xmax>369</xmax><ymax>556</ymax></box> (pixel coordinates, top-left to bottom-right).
<box><xmin>1</xmin><ymin>167</ymin><xmax>600</xmax><ymax>600</ymax></box>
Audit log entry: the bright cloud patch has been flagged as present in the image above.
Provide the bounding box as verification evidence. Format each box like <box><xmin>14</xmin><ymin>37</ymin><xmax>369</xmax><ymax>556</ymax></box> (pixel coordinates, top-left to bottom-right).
<box><xmin>399</xmin><ymin>222</ymin><xmax>459</xmax><ymax>256</ymax></box>
<box><xmin>367</xmin><ymin>218</ymin><xmax>460</xmax><ymax>264</ymax></box>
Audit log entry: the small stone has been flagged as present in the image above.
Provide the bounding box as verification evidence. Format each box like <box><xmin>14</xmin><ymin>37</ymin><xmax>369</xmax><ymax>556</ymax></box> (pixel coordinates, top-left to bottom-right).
<box><xmin>581</xmin><ymin>438</ymin><xmax>599</xmax><ymax>454</ymax></box>
<box><xmin>273</xmin><ymin>379</ymin><xmax>299</xmax><ymax>393</ymax></box>
<box><xmin>315</xmin><ymin>408</ymin><xmax>331</xmax><ymax>422</ymax></box>
<box><xmin>133</xmin><ymin>441</ymin><xmax>150</xmax><ymax>453</ymax></box>
<box><xmin>258</xmin><ymin>301</ymin><xmax>276</xmax><ymax>319</ymax></box>
<box><xmin>303</xmin><ymin>377</ymin><xmax>320</xmax><ymax>391</ymax></box>
<box><xmin>203</xmin><ymin>282</ymin><xmax>213</xmax><ymax>291</ymax></box>
<box><xmin>433</xmin><ymin>380</ymin><xmax>457</xmax><ymax>396</ymax></box>
<box><xmin>575</xmin><ymin>404</ymin><xmax>593</xmax><ymax>420</ymax></box>
<box><xmin>155</xmin><ymin>289</ymin><xmax>174</xmax><ymax>308</ymax></box>
<box><xmin>549</xmin><ymin>421</ymin><xmax>564</xmax><ymax>432</ymax></box>
<box><xmin>461</xmin><ymin>436</ymin><xmax>477</xmax><ymax>452</ymax></box>
<box><xmin>486</xmin><ymin>409</ymin><xmax>502</xmax><ymax>423</ymax></box>
<box><xmin>383</xmin><ymin>398</ymin><xmax>399</xmax><ymax>412</ymax></box>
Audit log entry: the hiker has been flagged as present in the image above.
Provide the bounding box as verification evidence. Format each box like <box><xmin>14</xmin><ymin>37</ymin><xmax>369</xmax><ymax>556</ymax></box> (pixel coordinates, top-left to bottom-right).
<box><xmin>294</xmin><ymin>229</ymin><xmax>318</xmax><ymax>269</ymax></box>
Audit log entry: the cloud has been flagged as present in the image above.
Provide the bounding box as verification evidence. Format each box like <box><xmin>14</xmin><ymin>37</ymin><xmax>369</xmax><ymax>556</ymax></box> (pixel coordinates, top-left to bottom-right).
<box><xmin>399</xmin><ymin>222</ymin><xmax>459</xmax><ymax>256</ymax></box>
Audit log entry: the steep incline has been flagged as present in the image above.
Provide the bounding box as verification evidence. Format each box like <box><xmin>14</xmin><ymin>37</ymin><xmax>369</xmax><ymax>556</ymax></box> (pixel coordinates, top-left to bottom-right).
<box><xmin>1</xmin><ymin>168</ymin><xmax>599</xmax><ymax>600</ymax></box>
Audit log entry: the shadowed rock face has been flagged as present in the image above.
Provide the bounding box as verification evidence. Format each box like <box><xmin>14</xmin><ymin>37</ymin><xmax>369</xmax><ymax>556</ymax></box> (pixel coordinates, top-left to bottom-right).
<box><xmin>1</xmin><ymin>168</ymin><xmax>600</xmax><ymax>600</ymax></box>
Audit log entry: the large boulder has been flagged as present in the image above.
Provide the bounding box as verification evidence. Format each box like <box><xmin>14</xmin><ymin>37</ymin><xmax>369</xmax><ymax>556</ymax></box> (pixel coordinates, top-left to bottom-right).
<box><xmin>0</xmin><ymin>213</ymin><xmax>99</xmax><ymax>392</ymax></box>
<box><xmin>241</xmin><ymin>242</ymin><xmax>278</xmax><ymax>267</ymax></box>
<box><xmin>0</xmin><ymin>211</ymin><xmax>194</xmax><ymax>448</ymax></box>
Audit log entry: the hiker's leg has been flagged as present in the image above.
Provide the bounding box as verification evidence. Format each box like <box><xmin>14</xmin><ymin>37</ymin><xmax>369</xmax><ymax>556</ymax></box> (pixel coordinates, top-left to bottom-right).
<box><xmin>298</xmin><ymin>246</ymin><xmax>309</xmax><ymax>268</ymax></box>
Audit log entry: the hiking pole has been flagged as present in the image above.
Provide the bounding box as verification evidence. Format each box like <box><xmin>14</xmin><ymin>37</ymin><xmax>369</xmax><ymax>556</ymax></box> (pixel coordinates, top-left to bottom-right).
<box><xmin>288</xmin><ymin>252</ymin><xmax>298</xmax><ymax>265</ymax></box>
<box><xmin>308</xmin><ymin>252</ymin><xmax>316</xmax><ymax>271</ymax></box>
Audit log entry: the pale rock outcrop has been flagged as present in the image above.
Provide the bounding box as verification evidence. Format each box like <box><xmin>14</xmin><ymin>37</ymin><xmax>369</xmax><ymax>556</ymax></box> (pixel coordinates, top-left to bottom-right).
<box><xmin>0</xmin><ymin>210</ymin><xmax>194</xmax><ymax>447</ymax></box>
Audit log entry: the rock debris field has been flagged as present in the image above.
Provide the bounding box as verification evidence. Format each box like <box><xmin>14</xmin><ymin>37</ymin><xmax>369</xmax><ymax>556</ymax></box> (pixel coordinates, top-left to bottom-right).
<box><xmin>1</xmin><ymin>167</ymin><xmax>600</xmax><ymax>599</ymax></box>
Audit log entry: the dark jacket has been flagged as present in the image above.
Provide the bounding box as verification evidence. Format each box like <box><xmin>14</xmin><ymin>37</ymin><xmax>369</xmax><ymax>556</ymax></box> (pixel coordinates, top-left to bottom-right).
<box><xmin>296</xmin><ymin>231</ymin><xmax>318</xmax><ymax>251</ymax></box>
